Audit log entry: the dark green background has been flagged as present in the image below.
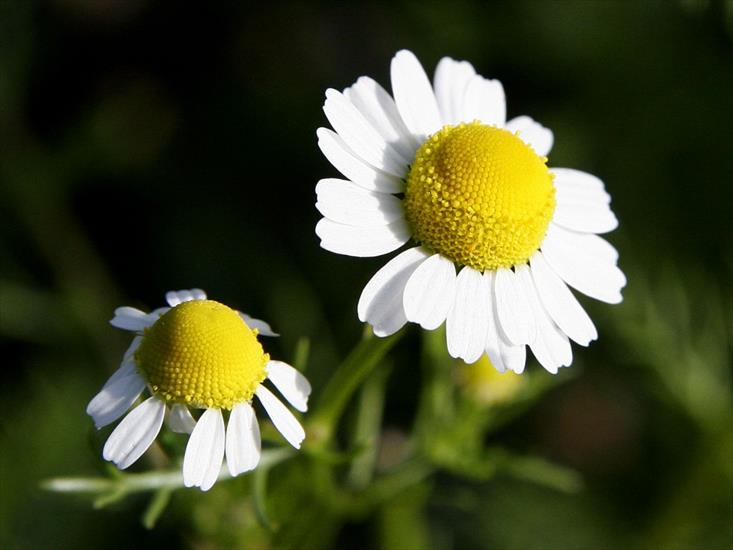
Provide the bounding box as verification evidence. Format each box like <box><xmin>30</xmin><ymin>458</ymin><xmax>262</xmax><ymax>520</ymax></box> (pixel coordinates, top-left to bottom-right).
<box><xmin>1</xmin><ymin>1</ymin><xmax>731</xmax><ymax>548</ymax></box>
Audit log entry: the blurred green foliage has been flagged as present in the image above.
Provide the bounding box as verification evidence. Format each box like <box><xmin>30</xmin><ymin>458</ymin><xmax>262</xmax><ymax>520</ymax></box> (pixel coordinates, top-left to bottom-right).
<box><xmin>1</xmin><ymin>1</ymin><xmax>732</xmax><ymax>549</ymax></box>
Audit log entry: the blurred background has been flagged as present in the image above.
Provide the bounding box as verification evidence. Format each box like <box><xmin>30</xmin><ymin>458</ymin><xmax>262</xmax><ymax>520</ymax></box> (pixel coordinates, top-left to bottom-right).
<box><xmin>1</xmin><ymin>1</ymin><xmax>732</xmax><ymax>548</ymax></box>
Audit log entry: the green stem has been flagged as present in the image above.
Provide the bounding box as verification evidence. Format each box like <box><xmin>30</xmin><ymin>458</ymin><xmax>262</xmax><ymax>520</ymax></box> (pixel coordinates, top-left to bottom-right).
<box><xmin>347</xmin><ymin>363</ymin><xmax>391</xmax><ymax>489</ymax></box>
<box><xmin>412</xmin><ymin>326</ymin><xmax>453</xmax><ymax>446</ymax></box>
<box><xmin>308</xmin><ymin>328</ymin><xmax>404</xmax><ymax>445</ymax></box>
<box><xmin>41</xmin><ymin>448</ymin><xmax>293</xmax><ymax>497</ymax></box>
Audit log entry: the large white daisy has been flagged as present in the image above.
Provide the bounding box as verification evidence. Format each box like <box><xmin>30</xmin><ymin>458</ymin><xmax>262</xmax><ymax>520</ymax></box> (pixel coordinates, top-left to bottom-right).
<box><xmin>87</xmin><ymin>289</ymin><xmax>311</xmax><ymax>491</ymax></box>
<box><xmin>316</xmin><ymin>50</ymin><xmax>625</xmax><ymax>373</ymax></box>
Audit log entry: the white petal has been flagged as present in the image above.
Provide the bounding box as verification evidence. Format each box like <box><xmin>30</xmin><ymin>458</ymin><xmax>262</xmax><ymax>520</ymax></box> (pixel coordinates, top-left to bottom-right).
<box><xmin>266</xmin><ymin>360</ymin><xmax>312</xmax><ymax>413</ymax></box>
<box><xmin>168</xmin><ymin>404</ymin><xmax>196</xmax><ymax>434</ymax></box>
<box><xmin>541</xmin><ymin>225</ymin><xmax>626</xmax><ymax>304</ymax></box>
<box><xmin>256</xmin><ymin>385</ymin><xmax>306</xmax><ymax>449</ymax></box>
<box><xmin>433</xmin><ymin>57</ymin><xmax>476</xmax><ymax>125</ymax></box>
<box><xmin>315</xmin><ymin>178</ymin><xmax>404</xmax><ymax>227</ymax></box>
<box><xmin>516</xmin><ymin>264</ymin><xmax>572</xmax><ymax>373</ymax></box>
<box><xmin>166</xmin><ymin>290</ymin><xmax>191</xmax><ymax>306</ymax></box>
<box><xmin>183</xmin><ymin>408</ymin><xmax>226</xmax><ymax>491</ymax></box>
<box><xmin>494</xmin><ymin>267</ymin><xmax>537</xmax><ymax>345</ymax></box>
<box><xmin>446</xmin><ymin>267</ymin><xmax>491</xmax><ymax>364</ymax></box>
<box><xmin>485</xmin><ymin>336</ymin><xmax>506</xmax><ymax>372</ymax></box>
<box><xmin>403</xmin><ymin>253</ymin><xmax>457</xmax><ymax>330</ymax></box>
<box><xmin>317</xmin><ymin>128</ymin><xmax>405</xmax><ymax>194</ymax></box>
<box><xmin>551</xmin><ymin>167</ymin><xmax>607</xmax><ymax>192</ymax></box>
<box><xmin>344</xmin><ymin>76</ymin><xmax>419</xmax><ymax>159</ymax></box>
<box><xmin>390</xmin><ymin>50</ymin><xmax>442</xmax><ymax>139</ymax></box>
<box><xmin>552</xmin><ymin>167</ymin><xmax>611</xmax><ymax>206</ymax></box>
<box><xmin>165</xmin><ymin>288</ymin><xmax>206</xmax><ymax>307</ymax></box>
<box><xmin>122</xmin><ymin>335</ymin><xmax>142</xmax><ymax>362</ymax></box>
<box><xmin>499</xmin><ymin>337</ymin><xmax>527</xmax><ymax>374</ymax></box>
<box><xmin>505</xmin><ymin>115</ymin><xmax>554</xmax><ymax>157</ymax></box>
<box><xmin>547</xmin><ymin>224</ymin><xmax>619</xmax><ymax>264</ymax></box>
<box><xmin>483</xmin><ymin>273</ymin><xmax>505</xmax><ymax>373</ymax></box>
<box><xmin>239</xmin><ymin>313</ymin><xmax>278</xmax><ymax>337</ymax></box>
<box><xmin>358</xmin><ymin>247</ymin><xmax>430</xmax><ymax>337</ymax></box>
<box><xmin>102</xmin><ymin>396</ymin><xmax>165</xmax><ymax>470</ymax></box>
<box><xmin>484</xmin><ymin>271</ymin><xmax>527</xmax><ymax>374</ymax></box>
<box><xmin>461</xmin><ymin>75</ymin><xmax>506</xmax><ymax>126</ymax></box>
<box><xmin>110</xmin><ymin>306</ymin><xmax>156</xmax><ymax>331</ymax></box>
<box><xmin>530</xmin><ymin>251</ymin><xmax>598</xmax><ymax>346</ymax></box>
<box><xmin>225</xmin><ymin>402</ymin><xmax>261</xmax><ymax>476</ymax></box>
<box><xmin>87</xmin><ymin>360</ymin><xmax>146</xmax><ymax>429</ymax></box>
<box><xmin>553</xmin><ymin>199</ymin><xmax>618</xmax><ymax>234</ymax></box>
<box><xmin>324</xmin><ymin>89</ymin><xmax>408</xmax><ymax>177</ymax></box>
<box><xmin>316</xmin><ymin>217</ymin><xmax>411</xmax><ymax>258</ymax></box>
<box><xmin>149</xmin><ymin>306</ymin><xmax>170</xmax><ymax>318</ymax></box>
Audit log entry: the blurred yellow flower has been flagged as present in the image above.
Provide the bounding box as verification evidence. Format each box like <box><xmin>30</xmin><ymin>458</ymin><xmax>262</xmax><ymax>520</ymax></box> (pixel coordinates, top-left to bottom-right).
<box><xmin>457</xmin><ymin>355</ymin><xmax>525</xmax><ymax>405</ymax></box>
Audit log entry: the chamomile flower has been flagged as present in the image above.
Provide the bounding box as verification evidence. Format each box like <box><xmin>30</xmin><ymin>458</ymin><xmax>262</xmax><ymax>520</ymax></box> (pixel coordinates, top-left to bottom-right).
<box><xmin>86</xmin><ymin>289</ymin><xmax>310</xmax><ymax>491</ymax></box>
<box><xmin>316</xmin><ymin>50</ymin><xmax>625</xmax><ymax>373</ymax></box>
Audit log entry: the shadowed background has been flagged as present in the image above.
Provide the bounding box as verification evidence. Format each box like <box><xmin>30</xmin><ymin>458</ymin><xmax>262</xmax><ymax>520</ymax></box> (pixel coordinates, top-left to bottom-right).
<box><xmin>1</xmin><ymin>1</ymin><xmax>731</xmax><ymax>548</ymax></box>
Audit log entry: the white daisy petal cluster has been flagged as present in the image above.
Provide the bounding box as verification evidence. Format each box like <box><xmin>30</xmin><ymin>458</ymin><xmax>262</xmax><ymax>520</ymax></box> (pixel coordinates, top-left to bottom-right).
<box><xmin>316</xmin><ymin>49</ymin><xmax>625</xmax><ymax>373</ymax></box>
<box><xmin>87</xmin><ymin>289</ymin><xmax>310</xmax><ymax>491</ymax></box>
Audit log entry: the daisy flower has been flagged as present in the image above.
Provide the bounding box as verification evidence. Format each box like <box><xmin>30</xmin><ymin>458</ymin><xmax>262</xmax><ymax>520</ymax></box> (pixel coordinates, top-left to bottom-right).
<box><xmin>315</xmin><ymin>50</ymin><xmax>625</xmax><ymax>373</ymax></box>
<box><xmin>86</xmin><ymin>289</ymin><xmax>311</xmax><ymax>491</ymax></box>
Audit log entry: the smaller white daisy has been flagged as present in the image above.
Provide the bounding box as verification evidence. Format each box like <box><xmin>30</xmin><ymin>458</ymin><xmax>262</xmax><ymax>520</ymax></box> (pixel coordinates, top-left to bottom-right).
<box><xmin>86</xmin><ymin>289</ymin><xmax>311</xmax><ymax>491</ymax></box>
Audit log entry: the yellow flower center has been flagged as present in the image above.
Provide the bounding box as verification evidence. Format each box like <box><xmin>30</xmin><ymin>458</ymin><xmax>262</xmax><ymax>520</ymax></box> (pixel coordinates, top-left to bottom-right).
<box><xmin>404</xmin><ymin>121</ymin><xmax>556</xmax><ymax>271</ymax></box>
<box><xmin>135</xmin><ymin>300</ymin><xmax>268</xmax><ymax>409</ymax></box>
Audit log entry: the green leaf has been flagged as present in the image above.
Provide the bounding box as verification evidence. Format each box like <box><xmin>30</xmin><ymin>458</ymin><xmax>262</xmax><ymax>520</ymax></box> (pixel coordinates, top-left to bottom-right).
<box><xmin>93</xmin><ymin>487</ymin><xmax>127</xmax><ymax>509</ymax></box>
<box><xmin>252</xmin><ymin>447</ymin><xmax>297</xmax><ymax>531</ymax></box>
<box><xmin>493</xmin><ymin>449</ymin><xmax>583</xmax><ymax>493</ymax></box>
<box><xmin>292</xmin><ymin>337</ymin><xmax>311</xmax><ymax>373</ymax></box>
<box><xmin>252</xmin><ymin>465</ymin><xmax>273</xmax><ymax>531</ymax></box>
<box><xmin>348</xmin><ymin>364</ymin><xmax>390</xmax><ymax>489</ymax></box>
<box><xmin>142</xmin><ymin>487</ymin><xmax>172</xmax><ymax>529</ymax></box>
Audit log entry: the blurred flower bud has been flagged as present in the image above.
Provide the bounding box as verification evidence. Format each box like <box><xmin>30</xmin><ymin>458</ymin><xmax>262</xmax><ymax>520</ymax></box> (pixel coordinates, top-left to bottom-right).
<box><xmin>456</xmin><ymin>355</ymin><xmax>524</xmax><ymax>406</ymax></box>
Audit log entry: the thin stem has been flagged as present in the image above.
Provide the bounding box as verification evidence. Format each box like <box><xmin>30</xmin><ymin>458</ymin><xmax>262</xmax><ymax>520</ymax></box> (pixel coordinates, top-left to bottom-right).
<box><xmin>308</xmin><ymin>328</ymin><xmax>404</xmax><ymax>445</ymax></box>
<box><xmin>42</xmin><ymin>448</ymin><xmax>293</xmax><ymax>497</ymax></box>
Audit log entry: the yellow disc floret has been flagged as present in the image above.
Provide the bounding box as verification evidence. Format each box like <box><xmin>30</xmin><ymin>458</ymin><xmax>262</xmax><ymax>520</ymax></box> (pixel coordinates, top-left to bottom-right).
<box><xmin>135</xmin><ymin>300</ymin><xmax>268</xmax><ymax>409</ymax></box>
<box><xmin>404</xmin><ymin>121</ymin><xmax>556</xmax><ymax>271</ymax></box>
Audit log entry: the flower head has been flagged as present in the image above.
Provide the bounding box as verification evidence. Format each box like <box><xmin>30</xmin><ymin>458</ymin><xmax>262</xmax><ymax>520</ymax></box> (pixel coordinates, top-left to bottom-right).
<box><xmin>87</xmin><ymin>289</ymin><xmax>310</xmax><ymax>491</ymax></box>
<box><xmin>315</xmin><ymin>50</ymin><xmax>625</xmax><ymax>373</ymax></box>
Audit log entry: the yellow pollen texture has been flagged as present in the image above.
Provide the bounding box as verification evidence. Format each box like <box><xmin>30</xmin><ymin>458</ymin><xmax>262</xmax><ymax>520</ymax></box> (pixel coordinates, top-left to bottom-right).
<box><xmin>404</xmin><ymin>121</ymin><xmax>556</xmax><ymax>271</ymax></box>
<box><xmin>135</xmin><ymin>300</ymin><xmax>268</xmax><ymax>410</ymax></box>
